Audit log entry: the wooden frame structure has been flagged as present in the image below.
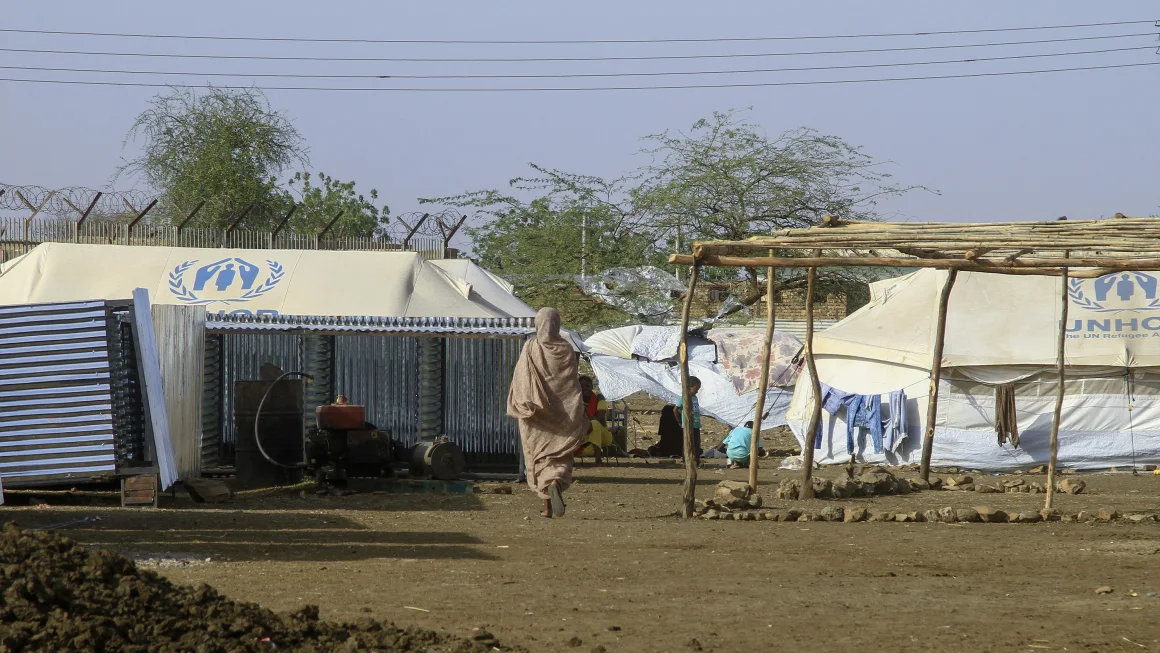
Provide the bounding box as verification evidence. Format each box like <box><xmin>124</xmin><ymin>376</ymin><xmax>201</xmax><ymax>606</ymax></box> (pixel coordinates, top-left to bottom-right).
<box><xmin>671</xmin><ymin>215</ymin><xmax>1160</xmax><ymax>516</ymax></box>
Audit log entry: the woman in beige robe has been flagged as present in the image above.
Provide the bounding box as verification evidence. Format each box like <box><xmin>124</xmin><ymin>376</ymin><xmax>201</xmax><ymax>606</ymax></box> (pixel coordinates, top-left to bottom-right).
<box><xmin>507</xmin><ymin>307</ymin><xmax>590</xmax><ymax>518</ymax></box>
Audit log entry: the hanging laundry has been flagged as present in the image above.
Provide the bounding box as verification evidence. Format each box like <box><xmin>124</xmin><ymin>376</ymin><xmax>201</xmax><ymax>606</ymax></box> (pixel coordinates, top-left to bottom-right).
<box><xmin>994</xmin><ymin>383</ymin><xmax>1020</xmax><ymax>448</ymax></box>
<box><xmin>813</xmin><ymin>383</ymin><xmax>855</xmax><ymax>448</ymax></box>
<box><xmin>883</xmin><ymin>389</ymin><xmax>908</xmax><ymax>453</ymax></box>
<box><xmin>846</xmin><ymin>394</ymin><xmax>884</xmax><ymax>455</ymax></box>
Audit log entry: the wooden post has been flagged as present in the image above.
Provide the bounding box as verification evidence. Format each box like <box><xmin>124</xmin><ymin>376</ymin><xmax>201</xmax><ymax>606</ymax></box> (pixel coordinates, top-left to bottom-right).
<box><xmin>679</xmin><ymin>264</ymin><xmax>701</xmax><ymax>518</ymax></box>
<box><xmin>317</xmin><ymin>210</ymin><xmax>345</xmax><ymax>240</ymax></box>
<box><xmin>800</xmin><ymin>265</ymin><xmax>821</xmax><ymax>498</ymax></box>
<box><xmin>747</xmin><ymin>265</ymin><xmax>776</xmax><ymax>493</ymax></box>
<box><xmin>1045</xmin><ymin>255</ymin><xmax>1069</xmax><ymax>510</ymax></box>
<box><xmin>919</xmin><ymin>269</ymin><xmax>959</xmax><ymax>482</ymax></box>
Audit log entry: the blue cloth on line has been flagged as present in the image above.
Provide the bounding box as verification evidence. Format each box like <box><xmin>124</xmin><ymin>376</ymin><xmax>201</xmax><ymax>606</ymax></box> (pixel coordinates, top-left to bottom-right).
<box><xmin>884</xmin><ymin>389</ymin><xmax>908</xmax><ymax>453</ymax></box>
<box><xmin>846</xmin><ymin>394</ymin><xmax>883</xmax><ymax>455</ymax></box>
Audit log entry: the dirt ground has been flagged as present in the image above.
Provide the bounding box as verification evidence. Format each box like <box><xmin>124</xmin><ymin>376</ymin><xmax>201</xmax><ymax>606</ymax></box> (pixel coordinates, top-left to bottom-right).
<box><xmin>5</xmin><ymin>460</ymin><xmax>1160</xmax><ymax>653</ymax></box>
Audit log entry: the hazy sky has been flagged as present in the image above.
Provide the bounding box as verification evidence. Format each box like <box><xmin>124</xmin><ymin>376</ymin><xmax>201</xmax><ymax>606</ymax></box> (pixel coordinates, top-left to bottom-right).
<box><xmin>1</xmin><ymin>1</ymin><xmax>1157</xmax><ymax>249</ymax></box>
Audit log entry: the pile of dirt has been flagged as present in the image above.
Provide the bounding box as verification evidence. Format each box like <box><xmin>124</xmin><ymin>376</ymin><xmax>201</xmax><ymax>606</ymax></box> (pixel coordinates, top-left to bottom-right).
<box><xmin>0</xmin><ymin>523</ymin><xmax>516</xmax><ymax>653</ymax></box>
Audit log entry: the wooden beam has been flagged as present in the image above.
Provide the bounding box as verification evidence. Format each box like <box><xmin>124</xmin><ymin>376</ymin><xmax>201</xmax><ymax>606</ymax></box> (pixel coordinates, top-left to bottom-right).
<box><xmin>920</xmin><ymin>269</ymin><xmax>958</xmax><ymax>483</ymax></box>
<box><xmin>75</xmin><ymin>192</ymin><xmax>102</xmax><ymax>229</ymax></box>
<box><xmin>443</xmin><ymin>213</ymin><xmax>468</xmax><ymax>247</ymax></box>
<box><xmin>126</xmin><ymin>199</ymin><xmax>158</xmax><ymax>235</ymax></box>
<box><xmin>747</xmin><ymin>264</ymin><xmax>776</xmax><ymax>493</ymax></box>
<box><xmin>1045</xmin><ymin>253</ymin><xmax>1069</xmax><ymax>510</ymax></box>
<box><xmin>669</xmin><ymin>253</ymin><xmax>1160</xmax><ymax>272</ymax></box>
<box><xmin>678</xmin><ymin>264</ymin><xmax>700</xmax><ymax>519</ymax></box>
<box><xmin>270</xmin><ymin>203</ymin><xmax>297</xmax><ymax>239</ymax></box>
<box><xmin>176</xmin><ymin>200</ymin><xmax>206</xmax><ymax>232</ymax></box>
<box><xmin>800</xmin><ymin>262</ymin><xmax>822</xmax><ymax>498</ymax></box>
<box><xmin>401</xmin><ymin>213</ymin><xmax>429</xmax><ymax>248</ymax></box>
<box><xmin>221</xmin><ymin>203</ymin><xmax>256</xmax><ymax>246</ymax></box>
<box><xmin>317</xmin><ymin>210</ymin><xmax>345</xmax><ymax>239</ymax></box>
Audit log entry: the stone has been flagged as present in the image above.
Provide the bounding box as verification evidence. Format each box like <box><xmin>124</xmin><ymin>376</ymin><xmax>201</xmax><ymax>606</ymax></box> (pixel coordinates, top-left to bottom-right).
<box><xmin>1018</xmin><ymin>486</ymin><xmax>1031</xmax><ymax>493</ymax></box>
<box><xmin>776</xmin><ymin>479</ymin><xmax>801</xmax><ymax>500</ymax></box>
<box><xmin>975</xmin><ymin>484</ymin><xmax>1000</xmax><ymax>494</ymax></box>
<box><xmin>797</xmin><ymin>513</ymin><xmax>815</xmax><ymax>522</ymax></box>
<box><xmin>183</xmin><ymin>478</ymin><xmax>232</xmax><ymax>504</ymax></box>
<box><xmin>1027</xmin><ymin>482</ymin><xmax>1045</xmax><ymax>494</ymax></box>
<box><xmin>974</xmin><ymin>506</ymin><xmax>1007</xmax><ymax>523</ymax></box>
<box><xmin>946</xmin><ymin>474</ymin><xmax>973</xmax><ymax>488</ymax></box>
<box><xmin>830</xmin><ymin>478</ymin><xmax>858</xmax><ymax>499</ymax></box>
<box><xmin>1126</xmin><ymin>514</ymin><xmax>1151</xmax><ymax>523</ymax></box>
<box><xmin>783</xmin><ymin>509</ymin><xmax>802</xmax><ymax>522</ymax></box>
<box><xmin>1095</xmin><ymin>586</ymin><xmax>1113</xmax><ymax>595</ymax></box>
<box><xmin>927</xmin><ymin>477</ymin><xmax>943</xmax><ymax>491</ymax></box>
<box><xmin>742</xmin><ymin>511</ymin><xmax>756</xmax><ymax>521</ymax></box>
<box><xmin>1029</xmin><ymin>465</ymin><xmax>1047</xmax><ymax>474</ymax></box>
<box><xmin>938</xmin><ymin>507</ymin><xmax>957</xmax><ymax>523</ymax></box>
<box><xmin>1059</xmin><ymin>479</ymin><xmax>1086</xmax><ymax>495</ymax></box>
<box><xmin>592</xmin><ymin>646</ymin><xmax>608</xmax><ymax>653</ymax></box>
<box><xmin>956</xmin><ymin>508</ymin><xmax>982</xmax><ymax>523</ymax></box>
<box><xmin>923</xmin><ymin>509</ymin><xmax>941</xmax><ymax>523</ymax></box>
<box><xmin>908</xmin><ymin>478</ymin><xmax>930</xmax><ymax>491</ymax></box>
<box><xmin>856</xmin><ymin>471</ymin><xmax>899</xmax><ymax>496</ymax></box>
<box><xmin>810</xmin><ymin>478</ymin><xmax>834</xmax><ymax>499</ymax></box>
<box><xmin>763</xmin><ymin>512</ymin><xmax>779</xmax><ymax>522</ymax></box>
<box><xmin>867</xmin><ymin>510</ymin><xmax>894</xmax><ymax>522</ymax></box>
<box><xmin>730</xmin><ymin>512</ymin><xmax>744</xmax><ymax>521</ymax></box>
<box><xmin>1003</xmin><ymin>478</ymin><xmax>1025</xmax><ymax>489</ymax></box>
<box><xmin>908</xmin><ymin>512</ymin><xmax>925</xmax><ymax>523</ymax></box>
<box><xmin>1060</xmin><ymin>514</ymin><xmax>1077</xmax><ymax>524</ymax></box>
<box><xmin>819</xmin><ymin>506</ymin><xmax>845</xmax><ymax>522</ymax></box>
<box><xmin>569</xmin><ymin>636</ymin><xmax>584</xmax><ymax>647</ymax></box>
<box><xmin>958</xmin><ymin>483</ymin><xmax>975</xmax><ymax>492</ymax></box>
<box><xmin>492</xmin><ymin>485</ymin><xmax>514</xmax><ymax>495</ymax></box>
<box><xmin>844</xmin><ymin>507</ymin><xmax>868</xmax><ymax>523</ymax></box>
<box><xmin>1097</xmin><ymin>507</ymin><xmax>1121</xmax><ymax>522</ymax></box>
<box><xmin>1040</xmin><ymin>509</ymin><xmax>1062</xmax><ymax>522</ymax></box>
<box><xmin>1076</xmin><ymin>510</ymin><xmax>1092</xmax><ymax>522</ymax></box>
<box><xmin>895</xmin><ymin>513</ymin><xmax>911</xmax><ymax>523</ymax></box>
<box><xmin>747</xmin><ymin>494</ymin><xmax>763</xmax><ymax>509</ymax></box>
<box><xmin>1011</xmin><ymin>512</ymin><xmax>1043</xmax><ymax>524</ymax></box>
<box><xmin>754</xmin><ymin>511</ymin><xmax>767</xmax><ymax>521</ymax></box>
<box><xmin>716</xmin><ymin>480</ymin><xmax>750</xmax><ymax>499</ymax></box>
<box><xmin>687</xmin><ymin>639</ymin><xmax>704</xmax><ymax>652</ymax></box>
<box><xmin>703</xmin><ymin>509</ymin><xmax>720</xmax><ymax>520</ymax></box>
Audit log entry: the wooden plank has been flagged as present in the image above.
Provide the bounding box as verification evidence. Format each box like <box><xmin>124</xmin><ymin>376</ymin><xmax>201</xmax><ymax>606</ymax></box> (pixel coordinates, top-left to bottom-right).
<box><xmin>669</xmin><ymin>253</ymin><xmax>1160</xmax><ymax>272</ymax></box>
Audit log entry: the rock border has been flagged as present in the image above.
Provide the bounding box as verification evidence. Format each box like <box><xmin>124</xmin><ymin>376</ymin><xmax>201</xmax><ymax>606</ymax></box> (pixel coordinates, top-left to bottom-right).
<box><xmin>697</xmin><ymin>504</ymin><xmax>1153</xmax><ymax>524</ymax></box>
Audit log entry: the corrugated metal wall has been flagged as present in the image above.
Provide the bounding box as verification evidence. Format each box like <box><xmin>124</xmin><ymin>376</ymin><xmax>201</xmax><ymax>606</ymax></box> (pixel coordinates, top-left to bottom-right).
<box><xmin>0</xmin><ymin>301</ymin><xmax>119</xmax><ymax>485</ymax></box>
<box><xmin>204</xmin><ymin>332</ymin><xmax>522</xmax><ymax>468</ymax></box>
<box><xmin>444</xmin><ymin>337</ymin><xmax>522</xmax><ymax>464</ymax></box>
<box><xmin>333</xmin><ymin>335</ymin><xmax>421</xmax><ymax>445</ymax></box>
<box><xmin>152</xmin><ymin>304</ymin><xmax>205</xmax><ymax>480</ymax></box>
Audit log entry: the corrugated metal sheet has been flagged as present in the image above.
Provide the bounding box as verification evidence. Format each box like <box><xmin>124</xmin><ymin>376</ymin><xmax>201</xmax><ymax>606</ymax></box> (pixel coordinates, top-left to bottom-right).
<box><xmin>206</xmin><ymin>314</ymin><xmax>534</xmax><ymax>337</ymax></box>
<box><xmin>333</xmin><ymin>335</ymin><xmax>421</xmax><ymax>445</ymax></box>
<box><xmin>201</xmin><ymin>334</ymin><xmax>222</xmax><ymax>469</ymax></box>
<box><xmin>153</xmin><ymin>304</ymin><xmax>205</xmax><ymax>481</ymax></box>
<box><xmin>444</xmin><ymin>337</ymin><xmax>522</xmax><ymax>463</ymax></box>
<box><xmin>0</xmin><ymin>301</ymin><xmax>118</xmax><ymax>485</ymax></box>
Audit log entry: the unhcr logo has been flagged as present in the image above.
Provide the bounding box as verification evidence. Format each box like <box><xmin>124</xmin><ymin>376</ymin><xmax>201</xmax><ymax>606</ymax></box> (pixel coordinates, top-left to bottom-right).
<box><xmin>1067</xmin><ymin>272</ymin><xmax>1160</xmax><ymax>338</ymax></box>
<box><xmin>169</xmin><ymin>257</ymin><xmax>285</xmax><ymax>306</ymax></box>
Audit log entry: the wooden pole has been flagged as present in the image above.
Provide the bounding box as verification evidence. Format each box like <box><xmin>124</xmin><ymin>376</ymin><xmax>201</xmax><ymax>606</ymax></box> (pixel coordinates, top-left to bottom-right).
<box><xmin>667</xmin><ymin>253</ymin><xmax>1160</xmax><ymax>275</ymax></box>
<box><xmin>679</xmin><ymin>264</ymin><xmax>701</xmax><ymax>518</ymax></box>
<box><xmin>1045</xmin><ymin>254</ymin><xmax>1070</xmax><ymax>510</ymax></box>
<box><xmin>747</xmin><ymin>265</ymin><xmax>776</xmax><ymax>493</ymax></box>
<box><xmin>919</xmin><ymin>269</ymin><xmax>958</xmax><ymax>482</ymax></box>
<box><xmin>800</xmin><ymin>264</ymin><xmax>821</xmax><ymax>498</ymax></box>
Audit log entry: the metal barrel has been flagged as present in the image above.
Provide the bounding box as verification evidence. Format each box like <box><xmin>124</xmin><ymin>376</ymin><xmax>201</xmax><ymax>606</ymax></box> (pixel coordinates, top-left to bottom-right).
<box><xmin>233</xmin><ymin>379</ymin><xmax>304</xmax><ymax>488</ymax></box>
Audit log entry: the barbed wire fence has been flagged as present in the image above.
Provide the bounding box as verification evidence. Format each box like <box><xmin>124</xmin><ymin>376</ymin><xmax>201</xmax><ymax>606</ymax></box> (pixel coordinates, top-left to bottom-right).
<box><xmin>0</xmin><ymin>182</ymin><xmax>459</xmax><ymax>261</ymax></box>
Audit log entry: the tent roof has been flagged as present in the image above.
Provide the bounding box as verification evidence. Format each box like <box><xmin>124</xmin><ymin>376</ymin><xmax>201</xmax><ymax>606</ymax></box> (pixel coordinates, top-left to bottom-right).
<box><xmin>817</xmin><ymin>268</ymin><xmax>1160</xmax><ymax>368</ymax></box>
<box><xmin>0</xmin><ymin>243</ymin><xmax>531</xmax><ymax>319</ymax></box>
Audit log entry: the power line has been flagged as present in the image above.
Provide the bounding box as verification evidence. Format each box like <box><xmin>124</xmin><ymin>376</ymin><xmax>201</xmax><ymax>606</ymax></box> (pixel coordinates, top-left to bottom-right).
<box><xmin>0</xmin><ymin>19</ymin><xmax>1154</xmax><ymax>44</ymax></box>
<box><xmin>1</xmin><ymin>46</ymin><xmax>1149</xmax><ymax>80</ymax></box>
<box><xmin>0</xmin><ymin>32</ymin><xmax>1152</xmax><ymax>64</ymax></box>
<box><xmin>0</xmin><ymin>61</ymin><xmax>1155</xmax><ymax>92</ymax></box>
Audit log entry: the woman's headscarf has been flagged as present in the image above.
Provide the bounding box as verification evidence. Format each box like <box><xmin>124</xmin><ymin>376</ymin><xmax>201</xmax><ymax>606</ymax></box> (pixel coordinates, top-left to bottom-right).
<box><xmin>506</xmin><ymin>308</ymin><xmax>588</xmax><ymax>437</ymax></box>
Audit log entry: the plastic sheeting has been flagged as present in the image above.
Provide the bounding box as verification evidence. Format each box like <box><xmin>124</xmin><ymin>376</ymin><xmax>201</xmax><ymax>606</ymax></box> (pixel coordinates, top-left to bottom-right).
<box><xmin>578</xmin><ymin>266</ymin><xmax>686</xmax><ymax>321</ymax></box>
<box><xmin>786</xmin><ymin>363</ymin><xmax>1160</xmax><ymax>470</ymax></box>
<box><xmin>585</xmin><ymin>325</ymin><xmax>642</xmax><ymax>359</ymax></box>
<box><xmin>589</xmin><ymin>354</ymin><xmax>793</xmax><ymax>430</ymax></box>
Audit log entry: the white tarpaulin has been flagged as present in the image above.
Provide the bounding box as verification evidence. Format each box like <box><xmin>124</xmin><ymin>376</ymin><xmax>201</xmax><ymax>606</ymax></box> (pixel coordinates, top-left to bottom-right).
<box><xmin>787</xmin><ymin>268</ymin><xmax>1160</xmax><ymax>470</ymax></box>
<box><xmin>0</xmin><ymin>243</ymin><xmax>533</xmax><ymax>319</ymax></box>
<box><xmin>584</xmin><ymin>325</ymin><xmax>643</xmax><ymax>359</ymax></box>
<box><xmin>589</xmin><ymin>354</ymin><xmax>793</xmax><ymax>430</ymax></box>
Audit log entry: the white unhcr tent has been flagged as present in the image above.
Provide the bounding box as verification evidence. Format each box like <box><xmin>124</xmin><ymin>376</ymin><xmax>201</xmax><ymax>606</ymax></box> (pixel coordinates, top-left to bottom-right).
<box><xmin>0</xmin><ymin>243</ymin><xmax>536</xmax><ymax>318</ymax></box>
<box><xmin>786</xmin><ymin>268</ymin><xmax>1160</xmax><ymax>470</ymax></box>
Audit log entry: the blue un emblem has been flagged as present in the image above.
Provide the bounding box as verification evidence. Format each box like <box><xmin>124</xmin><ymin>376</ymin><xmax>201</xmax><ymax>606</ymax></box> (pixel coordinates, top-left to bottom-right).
<box><xmin>169</xmin><ymin>257</ymin><xmax>285</xmax><ymax>305</ymax></box>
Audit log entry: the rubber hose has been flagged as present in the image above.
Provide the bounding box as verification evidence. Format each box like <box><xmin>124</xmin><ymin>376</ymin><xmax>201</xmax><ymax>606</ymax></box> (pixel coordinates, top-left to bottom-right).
<box><xmin>254</xmin><ymin>371</ymin><xmax>314</xmax><ymax>469</ymax></box>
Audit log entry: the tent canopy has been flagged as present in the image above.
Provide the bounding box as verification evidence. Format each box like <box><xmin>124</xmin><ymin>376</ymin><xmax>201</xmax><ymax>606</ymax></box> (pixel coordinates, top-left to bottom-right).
<box><xmin>0</xmin><ymin>243</ymin><xmax>536</xmax><ymax>319</ymax></box>
<box><xmin>817</xmin><ymin>268</ymin><xmax>1160</xmax><ymax>370</ymax></box>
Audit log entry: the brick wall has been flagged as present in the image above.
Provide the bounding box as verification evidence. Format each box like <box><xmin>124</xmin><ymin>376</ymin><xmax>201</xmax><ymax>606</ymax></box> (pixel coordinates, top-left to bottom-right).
<box><xmin>691</xmin><ymin>284</ymin><xmax>848</xmax><ymax>321</ymax></box>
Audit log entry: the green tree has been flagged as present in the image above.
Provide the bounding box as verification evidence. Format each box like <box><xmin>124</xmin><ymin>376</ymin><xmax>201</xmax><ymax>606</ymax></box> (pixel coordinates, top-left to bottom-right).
<box><xmin>424</xmin><ymin>167</ymin><xmax>659</xmax><ymax>329</ymax></box>
<box><xmin>632</xmin><ymin>110</ymin><xmax>919</xmax><ymax>313</ymax></box>
<box><xmin>286</xmin><ymin>172</ymin><xmax>388</xmax><ymax>239</ymax></box>
<box><xmin>118</xmin><ymin>86</ymin><xmax>308</xmax><ymax>229</ymax></box>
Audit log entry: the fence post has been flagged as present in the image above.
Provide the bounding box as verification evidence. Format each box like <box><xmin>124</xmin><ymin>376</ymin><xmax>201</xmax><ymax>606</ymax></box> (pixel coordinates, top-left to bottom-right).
<box><xmin>221</xmin><ymin>203</ymin><xmax>255</xmax><ymax>248</ymax></box>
